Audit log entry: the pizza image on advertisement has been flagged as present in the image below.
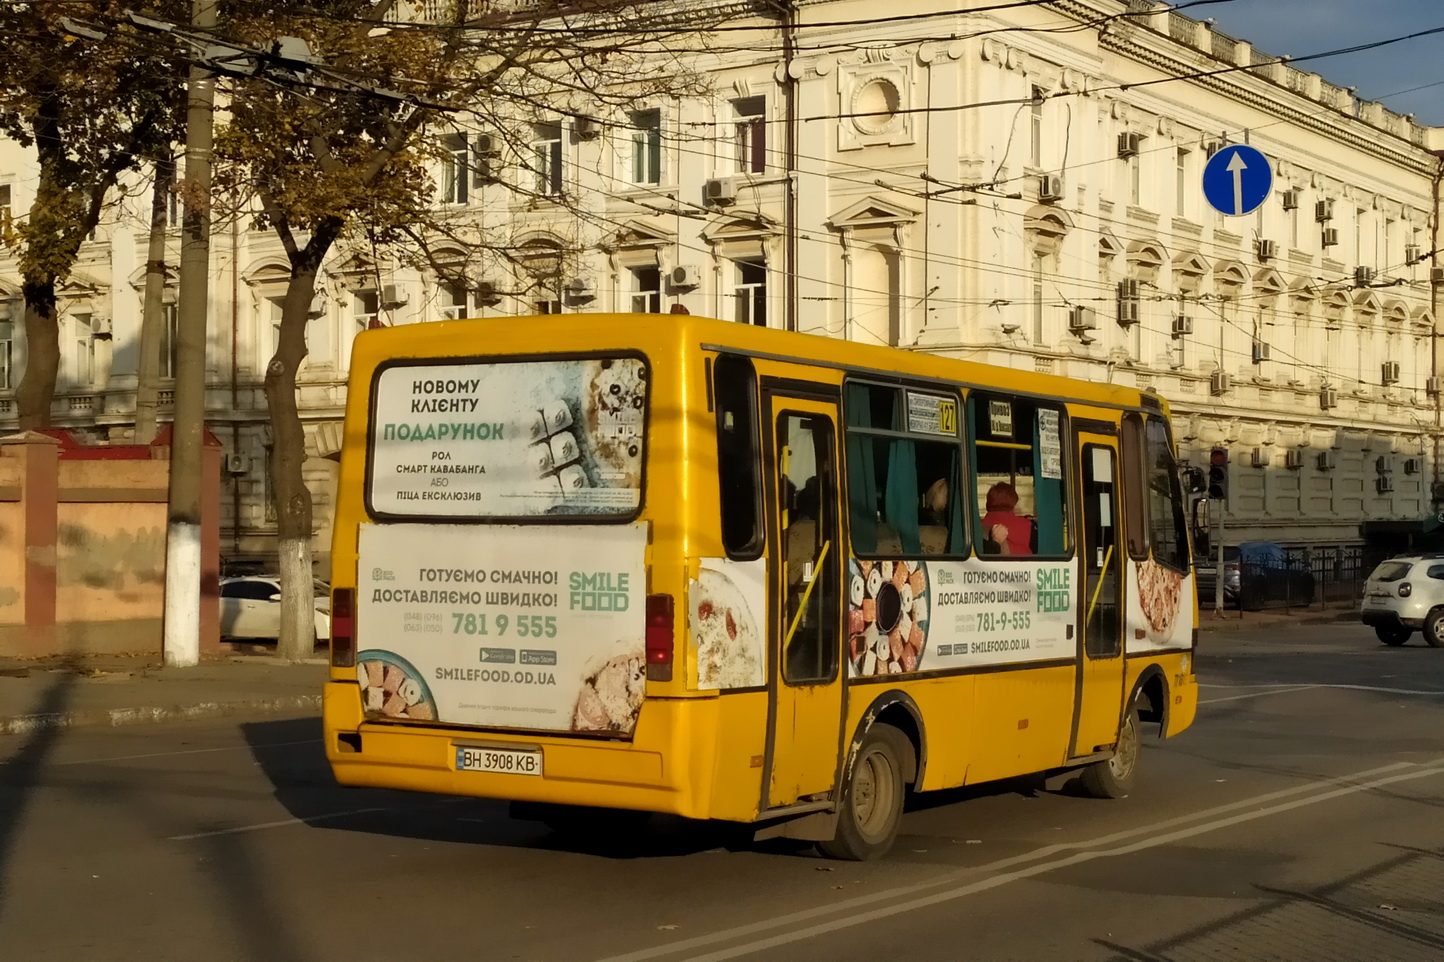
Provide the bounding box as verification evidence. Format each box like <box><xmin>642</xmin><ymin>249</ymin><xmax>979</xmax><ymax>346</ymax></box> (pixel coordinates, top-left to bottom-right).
<box><xmin>1135</xmin><ymin>558</ymin><xmax>1183</xmax><ymax>640</ymax></box>
<box><xmin>848</xmin><ymin>559</ymin><xmax>929</xmax><ymax>676</ymax></box>
<box><xmin>690</xmin><ymin>566</ymin><xmax>764</xmax><ymax>690</ymax></box>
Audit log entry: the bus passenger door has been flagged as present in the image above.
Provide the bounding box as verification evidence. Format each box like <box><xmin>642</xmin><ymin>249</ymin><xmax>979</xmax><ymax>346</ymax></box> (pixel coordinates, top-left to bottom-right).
<box><xmin>764</xmin><ymin>394</ymin><xmax>845</xmax><ymax>810</ymax></box>
<box><xmin>1071</xmin><ymin>436</ymin><xmax>1126</xmax><ymax>759</ymax></box>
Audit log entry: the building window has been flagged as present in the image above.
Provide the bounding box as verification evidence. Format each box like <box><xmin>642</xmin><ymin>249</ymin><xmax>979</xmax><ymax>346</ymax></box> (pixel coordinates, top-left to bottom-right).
<box><xmin>161</xmin><ymin>302</ymin><xmax>178</xmax><ymax>378</ymax></box>
<box><xmin>630</xmin><ymin>109</ymin><xmax>661</xmax><ymax>186</ymax></box>
<box><xmin>72</xmin><ymin>312</ymin><xmax>94</xmax><ymax>388</ymax></box>
<box><xmin>1175</xmin><ymin>148</ymin><xmax>1189</xmax><ymax>217</ymax></box>
<box><xmin>630</xmin><ymin>267</ymin><xmax>660</xmax><ymax>313</ymax></box>
<box><xmin>531</xmin><ymin>123</ymin><xmax>563</xmax><ymax>197</ymax></box>
<box><xmin>439</xmin><ymin>280</ymin><xmax>468</xmax><ymax>320</ymax></box>
<box><xmin>266</xmin><ymin>295</ymin><xmax>284</xmax><ymax>363</ymax></box>
<box><xmin>0</xmin><ymin>307</ymin><xmax>12</xmax><ymax>390</ymax></box>
<box><xmin>443</xmin><ymin>133</ymin><xmax>470</xmax><ymax>205</ymax></box>
<box><xmin>0</xmin><ymin>184</ymin><xmax>10</xmax><ymax>227</ymax></box>
<box><xmin>1031</xmin><ymin>253</ymin><xmax>1045</xmax><ymax>345</ymax></box>
<box><xmin>733</xmin><ymin>260</ymin><xmax>766</xmax><ymax>326</ymax></box>
<box><xmin>1029</xmin><ymin>87</ymin><xmax>1043</xmax><ymax>168</ymax></box>
<box><xmin>734</xmin><ymin>96</ymin><xmax>765</xmax><ymax>174</ymax></box>
<box><xmin>1128</xmin><ymin>153</ymin><xmax>1141</xmax><ymax>206</ymax></box>
<box><xmin>354</xmin><ymin>289</ymin><xmax>380</xmax><ymax>330</ymax></box>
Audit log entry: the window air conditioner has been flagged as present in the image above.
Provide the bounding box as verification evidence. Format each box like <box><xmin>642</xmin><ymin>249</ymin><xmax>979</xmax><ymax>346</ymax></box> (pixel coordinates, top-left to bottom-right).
<box><xmin>1209</xmin><ymin>370</ymin><xmax>1231</xmax><ymax>395</ymax></box>
<box><xmin>381</xmin><ymin>284</ymin><xmax>407</xmax><ymax>309</ymax></box>
<box><xmin>1405</xmin><ymin>457</ymin><xmax>1422</xmax><ymax>475</ymax></box>
<box><xmin>1117</xmin><ymin>132</ymin><xmax>1142</xmax><ymax>157</ymax></box>
<box><xmin>1251</xmin><ymin>448</ymin><xmax>1269</xmax><ymax>468</ymax></box>
<box><xmin>1069</xmin><ymin>306</ymin><xmax>1098</xmax><ymax>333</ymax></box>
<box><xmin>1117</xmin><ymin>300</ymin><xmax>1139</xmax><ymax>326</ymax></box>
<box><xmin>704</xmin><ymin>177</ymin><xmax>738</xmax><ymax>206</ymax></box>
<box><xmin>1256</xmin><ymin>239</ymin><xmax>1278</xmax><ymax>259</ymax></box>
<box><xmin>1321</xmin><ymin>228</ymin><xmax>1340</xmax><ymax>248</ymax></box>
<box><xmin>565</xmin><ymin>276</ymin><xmax>596</xmax><ymax>298</ymax></box>
<box><xmin>1252</xmin><ymin>341</ymin><xmax>1270</xmax><ymax>363</ymax></box>
<box><xmin>670</xmin><ymin>265</ymin><xmax>701</xmax><ymax>290</ymax></box>
<box><xmin>1320</xmin><ymin>386</ymin><xmax>1338</xmax><ymax>409</ymax></box>
<box><xmin>1039</xmin><ymin>174</ymin><xmax>1065</xmax><ymax>202</ymax></box>
<box><xmin>1317</xmin><ymin>450</ymin><xmax>1336</xmax><ymax>470</ymax></box>
<box><xmin>573</xmin><ymin>116</ymin><xmax>601</xmax><ymax>141</ymax></box>
<box><xmin>1117</xmin><ymin>279</ymin><xmax>1140</xmax><ymax>299</ymax></box>
<box><xmin>1381</xmin><ymin>360</ymin><xmax>1400</xmax><ymax>384</ymax></box>
<box><xmin>1172</xmin><ymin>315</ymin><xmax>1194</xmax><ymax>336</ymax></box>
<box><xmin>474</xmin><ymin>279</ymin><xmax>502</xmax><ymax>306</ymax></box>
<box><xmin>1431</xmin><ymin>266</ymin><xmax>1444</xmax><ymax>286</ymax></box>
<box><xmin>1377</xmin><ymin>475</ymin><xmax>1395</xmax><ymax>494</ymax></box>
<box><xmin>1281</xmin><ymin>189</ymin><xmax>1300</xmax><ymax>210</ymax></box>
<box><xmin>1406</xmin><ymin>244</ymin><xmax>1421</xmax><ymax>265</ymax></box>
<box><xmin>91</xmin><ymin>315</ymin><xmax>113</xmax><ymax>337</ymax></box>
<box><xmin>1376</xmin><ymin>455</ymin><xmax>1394</xmax><ymax>474</ymax></box>
<box><xmin>1285</xmin><ymin>449</ymin><xmax>1304</xmax><ymax>469</ymax></box>
<box><xmin>1315</xmin><ymin>199</ymin><xmax>1334</xmax><ymax>222</ymax></box>
<box><xmin>473</xmin><ymin>133</ymin><xmax>501</xmax><ymax>156</ymax></box>
<box><xmin>1427</xmin><ymin>375</ymin><xmax>1442</xmax><ymax>396</ymax></box>
<box><xmin>224</xmin><ymin>453</ymin><xmax>247</xmax><ymax>475</ymax></box>
<box><xmin>1355</xmin><ymin>266</ymin><xmax>1376</xmax><ymax>287</ymax></box>
<box><xmin>307</xmin><ymin>292</ymin><xmax>326</xmax><ymax>318</ymax></box>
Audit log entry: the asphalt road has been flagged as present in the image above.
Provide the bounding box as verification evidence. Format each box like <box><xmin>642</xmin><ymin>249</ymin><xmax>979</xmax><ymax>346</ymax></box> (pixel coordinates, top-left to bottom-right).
<box><xmin>3</xmin><ymin>623</ymin><xmax>1443</xmax><ymax>962</ymax></box>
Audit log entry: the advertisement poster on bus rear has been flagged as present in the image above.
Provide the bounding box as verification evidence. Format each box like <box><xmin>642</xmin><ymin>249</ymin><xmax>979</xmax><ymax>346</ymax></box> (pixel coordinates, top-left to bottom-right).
<box><xmin>848</xmin><ymin>558</ymin><xmax>1077</xmax><ymax>676</ymax></box>
<box><xmin>356</xmin><ymin>522</ymin><xmax>647</xmax><ymax>734</ymax></box>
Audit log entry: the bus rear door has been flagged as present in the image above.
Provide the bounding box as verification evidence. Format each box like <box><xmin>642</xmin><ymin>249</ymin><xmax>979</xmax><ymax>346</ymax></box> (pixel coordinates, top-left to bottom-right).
<box><xmin>764</xmin><ymin>390</ymin><xmax>845</xmax><ymax>810</ymax></box>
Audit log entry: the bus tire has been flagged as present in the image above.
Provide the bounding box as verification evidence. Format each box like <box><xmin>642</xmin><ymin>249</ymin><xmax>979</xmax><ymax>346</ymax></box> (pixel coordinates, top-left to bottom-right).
<box><xmin>1078</xmin><ymin>706</ymin><xmax>1141</xmax><ymax>800</ymax></box>
<box><xmin>818</xmin><ymin>724</ymin><xmax>909</xmax><ymax>861</ymax></box>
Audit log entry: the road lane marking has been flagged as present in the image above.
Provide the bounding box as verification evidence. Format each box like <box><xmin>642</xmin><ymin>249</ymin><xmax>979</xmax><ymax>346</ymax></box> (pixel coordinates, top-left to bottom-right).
<box><xmin>1200</xmin><ymin>685</ymin><xmax>1318</xmax><ymax>704</ymax></box>
<box><xmin>595</xmin><ymin>760</ymin><xmax>1442</xmax><ymax>962</ymax></box>
<box><xmin>44</xmin><ymin>739</ymin><xmax>322</xmax><ymax>767</ymax></box>
<box><xmin>168</xmin><ymin>807</ymin><xmax>387</xmax><ymax>841</ymax></box>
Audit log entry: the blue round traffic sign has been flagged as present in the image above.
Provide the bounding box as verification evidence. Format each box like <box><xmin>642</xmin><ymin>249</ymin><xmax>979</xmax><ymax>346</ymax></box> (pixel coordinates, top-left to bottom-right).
<box><xmin>1202</xmin><ymin>144</ymin><xmax>1272</xmax><ymax>217</ymax></box>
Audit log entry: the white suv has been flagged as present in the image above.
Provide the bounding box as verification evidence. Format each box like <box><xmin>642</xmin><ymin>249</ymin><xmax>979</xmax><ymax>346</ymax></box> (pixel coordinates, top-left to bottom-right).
<box><xmin>1360</xmin><ymin>554</ymin><xmax>1444</xmax><ymax>647</ymax></box>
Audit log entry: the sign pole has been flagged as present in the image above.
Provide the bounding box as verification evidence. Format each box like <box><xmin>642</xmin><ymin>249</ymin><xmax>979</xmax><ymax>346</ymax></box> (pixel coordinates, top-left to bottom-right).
<box><xmin>1214</xmin><ymin>502</ymin><xmax>1225</xmax><ymax>615</ymax></box>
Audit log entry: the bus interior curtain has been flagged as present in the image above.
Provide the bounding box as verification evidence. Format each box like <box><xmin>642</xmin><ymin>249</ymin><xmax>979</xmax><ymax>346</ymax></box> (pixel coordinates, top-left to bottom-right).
<box><xmin>1033</xmin><ymin>414</ymin><xmax>1065</xmax><ymax>554</ymax></box>
<box><xmin>884</xmin><ymin>438</ymin><xmax>921</xmax><ymax>555</ymax></box>
<box><xmin>847</xmin><ymin>433</ymin><xmax>878</xmax><ymax>553</ymax></box>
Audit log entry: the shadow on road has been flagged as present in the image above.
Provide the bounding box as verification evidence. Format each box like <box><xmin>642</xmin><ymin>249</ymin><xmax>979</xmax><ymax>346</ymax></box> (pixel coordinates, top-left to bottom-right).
<box><xmin>0</xmin><ymin>661</ymin><xmax>76</xmax><ymax>922</ymax></box>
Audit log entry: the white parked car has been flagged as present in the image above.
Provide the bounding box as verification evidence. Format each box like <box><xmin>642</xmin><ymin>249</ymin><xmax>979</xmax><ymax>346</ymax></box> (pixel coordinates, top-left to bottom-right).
<box><xmin>1360</xmin><ymin>554</ymin><xmax>1444</xmax><ymax>647</ymax></box>
<box><xmin>219</xmin><ymin>576</ymin><xmax>331</xmax><ymax>641</ymax></box>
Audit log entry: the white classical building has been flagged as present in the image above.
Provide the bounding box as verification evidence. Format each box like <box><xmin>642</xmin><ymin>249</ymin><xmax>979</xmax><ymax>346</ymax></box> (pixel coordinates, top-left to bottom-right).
<box><xmin>0</xmin><ymin>0</ymin><xmax>1440</xmax><ymax>568</ymax></box>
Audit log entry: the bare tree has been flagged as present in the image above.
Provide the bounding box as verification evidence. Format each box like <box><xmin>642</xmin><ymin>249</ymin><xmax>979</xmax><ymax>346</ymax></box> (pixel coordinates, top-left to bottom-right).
<box><xmin>216</xmin><ymin>0</ymin><xmax>731</xmax><ymax>658</ymax></box>
<box><xmin>0</xmin><ymin>3</ymin><xmax>185</xmax><ymax>430</ymax></box>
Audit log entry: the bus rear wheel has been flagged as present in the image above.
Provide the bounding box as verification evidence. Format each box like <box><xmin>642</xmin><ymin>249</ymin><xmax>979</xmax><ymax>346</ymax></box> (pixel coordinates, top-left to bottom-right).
<box><xmin>818</xmin><ymin>724</ymin><xmax>909</xmax><ymax>861</ymax></box>
<box><xmin>1078</xmin><ymin>706</ymin><xmax>1140</xmax><ymax>800</ymax></box>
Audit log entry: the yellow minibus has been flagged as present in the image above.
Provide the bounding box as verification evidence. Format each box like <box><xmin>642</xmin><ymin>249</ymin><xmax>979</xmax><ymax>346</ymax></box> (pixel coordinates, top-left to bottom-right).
<box><xmin>324</xmin><ymin>314</ymin><xmax>1197</xmax><ymax>859</ymax></box>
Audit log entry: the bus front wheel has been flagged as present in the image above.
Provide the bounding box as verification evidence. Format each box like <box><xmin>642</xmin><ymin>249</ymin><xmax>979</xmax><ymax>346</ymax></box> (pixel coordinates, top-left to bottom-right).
<box><xmin>1078</xmin><ymin>706</ymin><xmax>1140</xmax><ymax>800</ymax></box>
<box><xmin>818</xmin><ymin>724</ymin><xmax>909</xmax><ymax>861</ymax></box>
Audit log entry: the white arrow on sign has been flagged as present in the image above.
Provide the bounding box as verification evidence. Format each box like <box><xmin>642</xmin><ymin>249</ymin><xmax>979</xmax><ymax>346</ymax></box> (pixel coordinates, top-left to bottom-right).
<box><xmin>1226</xmin><ymin>151</ymin><xmax>1248</xmax><ymax>216</ymax></box>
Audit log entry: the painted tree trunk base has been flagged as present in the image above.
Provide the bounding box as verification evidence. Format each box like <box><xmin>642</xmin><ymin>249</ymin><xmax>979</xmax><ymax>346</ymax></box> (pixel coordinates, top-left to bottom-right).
<box><xmin>277</xmin><ymin>537</ymin><xmax>317</xmax><ymax>662</ymax></box>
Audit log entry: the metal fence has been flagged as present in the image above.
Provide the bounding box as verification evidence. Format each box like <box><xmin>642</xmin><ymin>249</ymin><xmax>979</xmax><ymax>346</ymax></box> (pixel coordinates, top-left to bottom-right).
<box><xmin>1284</xmin><ymin>545</ymin><xmax>1368</xmax><ymax>608</ymax></box>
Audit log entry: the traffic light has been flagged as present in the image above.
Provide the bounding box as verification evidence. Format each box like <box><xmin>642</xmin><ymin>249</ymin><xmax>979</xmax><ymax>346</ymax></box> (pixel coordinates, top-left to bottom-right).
<box><xmin>1207</xmin><ymin>447</ymin><xmax>1229</xmax><ymax>501</ymax></box>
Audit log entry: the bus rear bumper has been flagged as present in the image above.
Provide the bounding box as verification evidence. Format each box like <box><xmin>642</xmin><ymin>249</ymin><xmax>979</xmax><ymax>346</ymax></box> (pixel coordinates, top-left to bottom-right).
<box><xmin>323</xmin><ymin>682</ymin><xmax>710</xmax><ymax>818</ymax></box>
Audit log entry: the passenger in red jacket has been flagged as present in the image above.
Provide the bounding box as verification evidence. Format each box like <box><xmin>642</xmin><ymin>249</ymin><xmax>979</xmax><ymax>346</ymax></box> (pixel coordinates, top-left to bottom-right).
<box><xmin>981</xmin><ymin>481</ymin><xmax>1032</xmax><ymax>556</ymax></box>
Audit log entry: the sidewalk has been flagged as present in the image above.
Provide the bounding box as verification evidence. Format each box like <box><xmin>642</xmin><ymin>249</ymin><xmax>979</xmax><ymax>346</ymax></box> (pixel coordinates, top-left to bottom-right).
<box><xmin>1</xmin><ymin>605</ymin><xmax>1360</xmax><ymax>737</ymax></box>
<box><xmin>0</xmin><ymin>649</ymin><xmax>329</xmax><ymax>736</ymax></box>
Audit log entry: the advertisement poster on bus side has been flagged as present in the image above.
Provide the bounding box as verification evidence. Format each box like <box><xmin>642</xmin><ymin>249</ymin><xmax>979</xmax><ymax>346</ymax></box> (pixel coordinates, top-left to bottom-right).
<box><xmin>1125</xmin><ymin>558</ymin><xmax>1194</xmax><ymax>654</ymax></box>
<box><xmin>848</xmin><ymin>558</ymin><xmax>1076</xmax><ymax>676</ymax></box>
<box><xmin>368</xmin><ymin>356</ymin><xmax>647</xmax><ymax>518</ymax></box>
<box><xmin>690</xmin><ymin>558</ymin><xmax>767</xmax><ymax>690</ymax></box>
<box><xmin>356</xmin><ymin>522</ymin><xmax>647</xmax><ymax>734</ymax></box>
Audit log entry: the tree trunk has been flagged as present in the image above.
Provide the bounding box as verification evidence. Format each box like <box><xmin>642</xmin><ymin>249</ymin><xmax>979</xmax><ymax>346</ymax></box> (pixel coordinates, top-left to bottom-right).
<box><xmin>135</xmin><ymin>156</ymin><xmax>174</xmax><ymax>444</ymax></box>
<box><xmin>15</xmin><ymin>280</ymin><xmax>59</xmax><ymax>430</ymax></box>
<box><xmin>266</xmin><ymin>248</ymin><xmax>328</xmax><ymax>661</ymax></box>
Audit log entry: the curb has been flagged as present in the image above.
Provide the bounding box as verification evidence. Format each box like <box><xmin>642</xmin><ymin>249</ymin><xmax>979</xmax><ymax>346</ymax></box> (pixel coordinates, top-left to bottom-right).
<box><xmin>0</xmin><ymin>694</ymin><xmax>323</xmax><ymax>736</ymax></box>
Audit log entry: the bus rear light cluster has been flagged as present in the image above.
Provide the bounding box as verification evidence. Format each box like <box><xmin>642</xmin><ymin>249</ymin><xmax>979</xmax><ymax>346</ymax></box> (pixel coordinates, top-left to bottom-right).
<box><xmin>331</xmin><ymin>588</ymin><xmax>356</xmax><ymax>668</ymax></box>
<box><xmin>645</xmin><ymin>593</ymin><xmax>674</xmax><ymax>682</ymax></box>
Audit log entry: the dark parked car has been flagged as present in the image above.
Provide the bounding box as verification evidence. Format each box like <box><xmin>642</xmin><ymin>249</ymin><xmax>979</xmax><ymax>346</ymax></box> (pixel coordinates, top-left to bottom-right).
<box><xmin>1195</xmin><ymin>542</ymin><xmax>1315</xmax><ymax>610</ymax></box>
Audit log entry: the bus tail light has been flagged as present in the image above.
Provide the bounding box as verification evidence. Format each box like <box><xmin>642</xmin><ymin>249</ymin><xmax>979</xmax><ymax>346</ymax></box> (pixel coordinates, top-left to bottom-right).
<box><xmin>645</xmin><ymin>593</ymin><xmax>674</xmax><ymax>682</ymax></box>
<box><xmin>1398</xmin><ymin>582</ymin><xmax>1413</xmax><ymax>598</ymax></box>
<box><xmin>331</xmin><ymin>588</ymin><xmax>356</xmax><ymax>668</ymax></box>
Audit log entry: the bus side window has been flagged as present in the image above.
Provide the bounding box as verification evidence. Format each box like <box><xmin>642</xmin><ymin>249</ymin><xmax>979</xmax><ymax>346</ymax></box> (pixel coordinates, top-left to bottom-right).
<box><xmin>969</xmin><ymin>394</ymin><xmax>1069</xmax><ymax>557</ymax></box>
<box><xmin>1121</xmin><ymin>413</ymin><xmax>1149</xmax><ymax>561</ymax></box>
<box><xmin>1144</xmin><ymin>415</ymin><xmax>1190</xmax><ymax>571</ymax></box>
<box><xmin>714</xmin><ymin>355</ymin><xmax>764</xmax><ymax>558</ymax></box>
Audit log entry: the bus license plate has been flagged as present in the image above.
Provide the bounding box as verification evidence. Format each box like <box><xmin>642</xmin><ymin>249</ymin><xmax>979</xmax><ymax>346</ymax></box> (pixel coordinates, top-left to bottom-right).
<box><xmin>455</xmin><ymin>746</ymin><xmax>542</xmax><ymax>776</ymax></box>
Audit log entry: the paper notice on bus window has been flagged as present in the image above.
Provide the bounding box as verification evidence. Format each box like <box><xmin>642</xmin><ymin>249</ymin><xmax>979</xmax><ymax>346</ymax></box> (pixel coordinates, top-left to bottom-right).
<box><xmin>989</xmin><ymin>400</ymin><xmax>1013</xmax><ymax>439</ymax></box>
<box><xmin>1038</xmin><ymin>410</ymin><xmax>1062</xmax><ymax>479</ymax></box>
<box><xmin>368</xmin><ymin>356</ymin><xmax>647</xmax><ymax>518</ymax></box>
<box><xmin>356</xmin><ymin>522</ymin><xmax>647</xmax><ymax>734</ymax></box>
<box><xmin>906</xmin><ymin>392</ymin><xmax>957</xmax><ymax>437</ymax></box>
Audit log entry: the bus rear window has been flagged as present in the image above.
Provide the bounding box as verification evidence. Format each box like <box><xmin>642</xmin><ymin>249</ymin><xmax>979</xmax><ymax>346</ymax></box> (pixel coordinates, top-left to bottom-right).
<box><xmin>367</xmin><ymin>355</ymin><xmax>647</xmax><ymax>519</ymax></box>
